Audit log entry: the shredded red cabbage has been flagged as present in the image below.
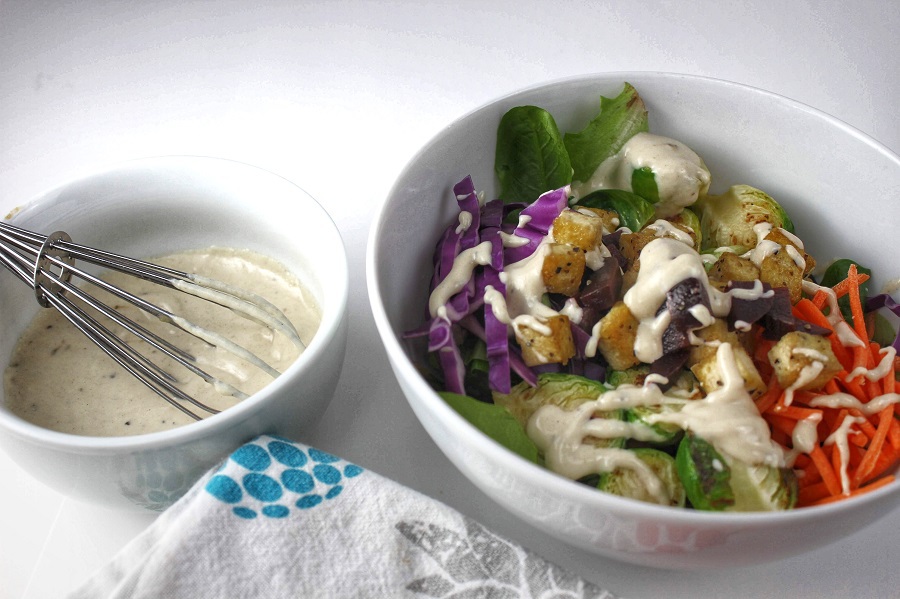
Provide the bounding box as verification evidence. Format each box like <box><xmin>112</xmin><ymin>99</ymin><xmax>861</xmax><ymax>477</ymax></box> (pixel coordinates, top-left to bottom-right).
<box><xmin>479</xmin><ymin>198</ymin><xmax>512</xmax><ymax>393</ymax></box>
<box><xmin>503</xmin><ymin>186</ymin><xmax>569</xmax><ymax>264</ymax></box>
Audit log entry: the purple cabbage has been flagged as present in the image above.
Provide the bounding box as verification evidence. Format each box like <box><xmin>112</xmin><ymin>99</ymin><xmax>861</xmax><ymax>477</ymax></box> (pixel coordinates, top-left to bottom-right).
<box><xmin>479</xmin><ymin>198</ymin><xmax>512</xmax><ymax>393</ymax></box>
<box><xmin>503</xmin><ymin>186</ymin><xmax>569</xmax><ymax>264</ymax></box>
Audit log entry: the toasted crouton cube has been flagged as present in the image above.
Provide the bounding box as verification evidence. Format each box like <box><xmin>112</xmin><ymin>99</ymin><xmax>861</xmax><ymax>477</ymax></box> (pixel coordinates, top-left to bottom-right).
<box><xmin>552</xmin><ymin>209</ymin><xmax>605</xmax><ymax>251</ymax></box>
<box><xmin>618</xmin><ymin>228</ymin><xmax>656</xmax><ymax>266</ymax></box>
<box><xmin>577</xmin><ymin>207</ymin><xmax>620</xmax><ymax>234</ymax></box>
<box><xmin>687</xmin><ymin>319</ymin><xmax>737</xmax><ymax>366</ymax></box>
<box><xmin>767</xmin><ymin>331</ymin><xmax>841</xmax><ymax>391</ymax></box>
<box><xmin>690</xmin><ymin>342</ymin><xmax>767</xmax><ymax>399</ymax></box>
<box><xmin>515</xmin><ymin>314</ymin><xmax>575</xmax><ymax>367</ymax></box>
<box><xmin>765</xmin><ymin>229</ymin><xmax>816</xmax><ymax>276</ymax></box>
<box><xmin>594</xmin><ymin>301</ymin><xmax>640</xmax><ymax>371</ymax></box>
<box><xmin>707</xmin><ymin>252</ymin><xmax>760</xmax><ymax>291</ymax></box>
<box><xmin>759</xmin><ymin>247</ymin><xmax>804</xmax><ymax>304</ymax></box>
<box><xmin>541</xmin><ymin>243</ymin><xmax>586</xmax><ymax>295</ymax></box>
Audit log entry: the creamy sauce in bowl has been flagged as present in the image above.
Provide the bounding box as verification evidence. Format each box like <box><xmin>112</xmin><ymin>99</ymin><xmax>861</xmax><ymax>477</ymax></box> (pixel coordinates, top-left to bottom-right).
<box><xmin>3</xmin><ymin>247</ymin><xmax>320</xmax><ymax>436</ymax></box>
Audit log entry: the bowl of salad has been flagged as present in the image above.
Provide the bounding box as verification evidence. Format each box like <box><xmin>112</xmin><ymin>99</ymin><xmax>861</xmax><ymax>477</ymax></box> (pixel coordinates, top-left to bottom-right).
<box><xmin>366</xmin><ymin>72</ymin><xmax>900</xmax><ymax>569</ymax></box>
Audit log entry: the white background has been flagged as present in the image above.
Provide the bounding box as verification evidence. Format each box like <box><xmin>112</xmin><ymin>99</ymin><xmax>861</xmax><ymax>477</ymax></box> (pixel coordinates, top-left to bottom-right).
<box><xmin>1</xmin><ymin>1</ymin><xmax>898</xmax><ymax>597</ymax></box>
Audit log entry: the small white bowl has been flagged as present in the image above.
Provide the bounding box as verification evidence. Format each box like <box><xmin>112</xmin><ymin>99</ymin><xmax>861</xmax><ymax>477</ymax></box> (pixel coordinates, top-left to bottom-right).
<box><xmin>0</xmin><ymin>156</ymin><xmax>349</xmax><ymax>510</ymax></box>
<box><xmin>367</xmin><ymin>72</ymin><xmax>900</xmax><ymax>569</ymax></box>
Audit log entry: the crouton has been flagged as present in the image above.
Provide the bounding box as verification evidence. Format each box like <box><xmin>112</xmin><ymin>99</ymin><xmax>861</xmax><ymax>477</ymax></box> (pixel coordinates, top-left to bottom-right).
<box><xmin>690</xmin><ymin>342</ymin><xmax>767</xmax><ymax>399</ymax></box>
<box><xmin>576</xmin><ymin>207</ymin><xmax>620</xmax><ymax>234</ymax></box>
<box><xmin>707</xmin><ymin>252</ymin><xmax>760</xmax><ymax>291</ymax></box>
<box><xmin>541</xmin><ymin>243</ymin><xmax>586</xmax><ymax>296</ymax></box>
<box><xmin>552</xmin><ymin>208</ymin><xmax>605</xmax><ymax>251</ymax></box>
<box><xmin>688</xmin><ymin>319</ymin><xmax>766</xmax><ymax>398</ymax></box>
<box><xmin>515</xmin><ymin>314</ymin><xmax>576</xmax><ymax>367</ymax></box>
<box><xmin>758</xmin><ymin>229</ymin><xmax>815</xmax><ymax>304</ymax></box>
<box><xmin>767</xmin><ymin>331</ymin><xmax>841</xmax><ymax>391</ymax></box>
<box><xmin>594</xmin><ymin>301</ymin><xmax>640</xmax><ymax>371</ymax></box>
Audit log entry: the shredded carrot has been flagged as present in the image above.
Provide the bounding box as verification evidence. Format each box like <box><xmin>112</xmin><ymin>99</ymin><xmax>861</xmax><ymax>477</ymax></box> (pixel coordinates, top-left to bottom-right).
<box><xmin>754</xmin><ymin>375</ymin><xmax>783</xmax><ymax>414</ymax></box>
<box><xmin>750</xmin><ymin>264</ymin><xmax>900</xmax><ymax>509</ymax></box>
<box><xmin>829</xmin><ymin>267</ymin><xmax>870</xmax><ymax>300</ymax></box>
<box><xmin>811</xmin><ymin>289</ymin><xmax>830</xmax><ymax>311</ymax></box>
<box><xmin>808</xmin><ymin>445</ymin><xmax>842</xmax><ymax>497</ymax></box>
<box><xmin>851</xmin><ymin>406</ymin><xmax>893</xmax><ymax>487</ymax></box>
<box><xmin>807</xmin><ymin>475</ymin><xmax>895</xmax><ymax>506</ymax></box>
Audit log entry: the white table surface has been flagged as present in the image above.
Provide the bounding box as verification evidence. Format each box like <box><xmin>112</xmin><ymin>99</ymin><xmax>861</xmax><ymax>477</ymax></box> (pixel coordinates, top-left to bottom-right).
<box><xmin>1</xmin><ymin>1</ymin><xmax>898</xmax><ymax>597</ymax></box>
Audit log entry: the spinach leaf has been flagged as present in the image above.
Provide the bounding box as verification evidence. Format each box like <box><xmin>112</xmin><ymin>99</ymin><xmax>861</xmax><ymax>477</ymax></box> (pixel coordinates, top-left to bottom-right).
<box><xmin>439</xmin><ymin>391</ymin><xmax>539</xmax><ymax>463</ymax></box>
<box><xmin>563</xmin><ymin>82</ymin><xmax>649</xmax><ymax>183</ymax></box>
<box><xmin>575</xmin><ymin>189</ymin><xmax>656</xmax><ymax>232</ymax></box>
<box><xmin>495</xmin><ymin>105</ymin><xmax>572</xmax><ymax>204</ymax></box>
<box><xmin>630</xmin><ymin>166</ymin><xmax>660</xmax><ymax>204</ymax></box>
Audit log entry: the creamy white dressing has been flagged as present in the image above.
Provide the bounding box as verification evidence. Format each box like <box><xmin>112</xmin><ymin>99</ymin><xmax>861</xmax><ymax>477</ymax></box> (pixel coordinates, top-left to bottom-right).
<box><xmin>802</xmin><ymin>280</ymin><xmax>868</xmax><ymax>349</ymax></box>
<box><xmin>428</xmin><ymin>241</ymin><xmax>493</xmax><ymax>317</ymax></box>
<box><xmin>809</xmin><ymin>391</ymin><xmax>900</xmax><ymax>416</ymax></box>
<box><xmin>525</xmin><ymin>343</ymin><xmax>783</xmax><ymax>504</ymax></box>
<box><xmin>571</xmin><ymin>132</ymin><xmax>711</xmax><ymax>217</ymax></box>
<box><xmin>498</xmin><ymin>240</ymin><xmax>558</xmax><ymax>321</ymax></box>
<box><xmin>4</xmin><ymin>247</ymin><xmax>320</xmax><ymax>436</ymax></box>
<box><xmin>845</xmin><ymin>346</ymin><xmax>897</xmax><ymax>383</ymax></box>
<box><xmin>622</xmin><ymin>238</ymin><xmax>731</xmax><ymax>363</ymax></box>
<box><xmin>824</xmin><ymin>415</ymin><xmax>867</xmax><ymax>495</ymax></box>
<box><xmin>644</xmin><ymin>219</ymin><xmax>695</xmax><ymax>245</ymax></box>
<box><xmin>784</xmin><ymin>414</ymin><xmax>822</xmax><ymax>467</ymax></box>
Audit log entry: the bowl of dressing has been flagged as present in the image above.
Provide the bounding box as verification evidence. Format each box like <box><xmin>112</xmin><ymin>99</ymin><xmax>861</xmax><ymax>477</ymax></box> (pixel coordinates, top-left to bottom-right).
<box><xmin>0</xmin><ymin>156</ymin><xmax>349</xmax><ymax>510</ymax></box>
<box><xmin>367</xmin><ymin>72</ymin><xmax>900</xmax><ymax>569</ymax></box>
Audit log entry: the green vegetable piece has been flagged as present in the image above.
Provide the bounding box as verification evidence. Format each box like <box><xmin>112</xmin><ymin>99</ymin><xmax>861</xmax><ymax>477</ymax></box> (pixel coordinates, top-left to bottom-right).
<box><xmin>598</xmin><ymin>448</ymin><xmax>686</xmax><ymax>507</ymax></box>
<box><xmin>439</xmin><ymin>392</ymin><xmax>539</xmax><ymax>463</ymax></box>
<box><xmin>727</xmin><ymin>459</ymin><xmax>798</xmax><ymax>512</ymax></box>
<box><xmin>495</xmin><ymin>105</ymin><xmax>572</xmax><ymax>204</ymax></box>
<box><xmin>676</xmin><ymin>433</ymin><xmax>734</xmax><ymax>511</ymax></box>
<box><xmin>626</xmin><ymin>405</ymin><xmax>683</xmax><ymax>447</ymax></box>
<box><xmin>669</xmin><ymin>206</ymin><xmax>702</xmax><ymax>249</ymax></box>
<box><xmin>676</xmin><ymin>433</ymin><xmax>798</xmax><ymax>512</ymax></box>
<box><xmin>494</xmin><ymin>373</ymin><xmax>624</xmax><ymax>450</ymax></box>
<box><xmin>575</xmin><ymin>189</ymin><xmax>656</xmax><ymax>232</ymax></box>
<box><xmin>693</xmin><ymin>184</ymin><xmax>794</xmax><ymax>251</ymax></box>
<box><xmin>564</xmin><ymin>83</ymin><xmax>649</xmax><ymax>183</ymax></box>
<box><xmin>821</xmin><ymin>259</ymin><xmax>872</xmax><ymax>323</ymax></box>
<box><xmin>630</xmin><ymin>166</ymin><xmax>660</xmax><ymax>204</ymax></box>
<box><xmin>872</xmin><ymin>313</ymin><xmax>898</xmax><ymax>348</ymax></box>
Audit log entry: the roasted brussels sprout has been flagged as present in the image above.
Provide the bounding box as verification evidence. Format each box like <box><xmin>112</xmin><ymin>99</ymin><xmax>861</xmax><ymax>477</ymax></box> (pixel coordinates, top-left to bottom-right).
<box><xmin>694</xmin><ymin>184</ymin><xmax>794</xmax><ymax>250</ymax></box>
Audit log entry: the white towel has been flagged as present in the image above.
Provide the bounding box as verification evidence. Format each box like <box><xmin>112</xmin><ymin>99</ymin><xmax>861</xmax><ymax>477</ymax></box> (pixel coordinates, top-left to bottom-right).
<box><xmin>69</xmin><ymin>435</ymin><xmax>619</xmax><ymax>599</ymax></box>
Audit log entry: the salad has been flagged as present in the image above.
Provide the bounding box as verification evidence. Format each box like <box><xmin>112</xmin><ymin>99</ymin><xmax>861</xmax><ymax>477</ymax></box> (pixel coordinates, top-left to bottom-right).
<box><xmin>408</xmin><ymin>83</ymin><xmax>900</xmax><ymax>511</ymax></box>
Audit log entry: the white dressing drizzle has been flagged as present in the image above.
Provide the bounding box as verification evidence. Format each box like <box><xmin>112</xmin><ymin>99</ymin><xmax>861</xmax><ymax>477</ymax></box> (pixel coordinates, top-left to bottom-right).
<box><xmin>526</xmin><ymin>343</ymin><xmax>783</xmax><ymax>504</ymax></box>
<box><xmin>571</xmin><ymin>132</ymin><xmax>711</xmax><ymax>218</ymax></box>
<box><xmin>622</xmin><ymin>238</ymin><xmax>731</xmax><ymax>363</ymax></box>
<box><xmin>428</xmin><ymin>241</ymin><xmax>493</xmax><ymax>317</ymax></box>
<box><xmin>824</xmin><ymin>415</ymin><xmax>867</xmax><ymax>495</ymax></box>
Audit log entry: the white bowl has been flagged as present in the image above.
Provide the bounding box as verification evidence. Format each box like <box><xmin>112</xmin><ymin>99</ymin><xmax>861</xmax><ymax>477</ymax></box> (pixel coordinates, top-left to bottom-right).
<box><xmin>0</xmin><ymin>156</ymin><xmax>349</xmax><ymax>510</ymax></box>
<box><xmin>367</xmin><ymin>72</ymin><xmax>900</xmax><ymax>569</ymax></box>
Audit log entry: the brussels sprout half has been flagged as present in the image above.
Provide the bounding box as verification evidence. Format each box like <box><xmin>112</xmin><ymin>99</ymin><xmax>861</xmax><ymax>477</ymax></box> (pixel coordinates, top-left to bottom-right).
<box><xmin>598</xmin><ymin>448</ymin><xmax>686</xmax><ymax>507</ymax></box>
<box><xmin>694</xmin><ymin>184</ymin><xmax>794</xmax><ymax>251</ymax></box>
<box><xmin>676</xmin><ymin>433</ymin><xmax>797</xmax><ymax>511</ymax></box>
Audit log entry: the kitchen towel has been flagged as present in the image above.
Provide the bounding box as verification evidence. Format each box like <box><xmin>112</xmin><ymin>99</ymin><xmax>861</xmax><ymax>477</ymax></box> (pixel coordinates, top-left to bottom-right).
<box><xmin>69</xmin><ymin>435</ymin><xmax>619</xmax><ymax>599</ymax></box>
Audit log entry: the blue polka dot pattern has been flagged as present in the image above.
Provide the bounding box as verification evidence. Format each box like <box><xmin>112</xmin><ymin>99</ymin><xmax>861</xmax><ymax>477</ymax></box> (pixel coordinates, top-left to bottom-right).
<box><xmin>204</xmin><ymin>438</ymin><xmax>365</xmax><ymax>519</ymax></box>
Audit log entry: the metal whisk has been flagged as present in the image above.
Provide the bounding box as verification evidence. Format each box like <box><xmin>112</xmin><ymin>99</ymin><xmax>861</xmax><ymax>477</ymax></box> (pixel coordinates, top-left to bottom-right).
<box><xmin>0</xmin><ymin>221</ymin><xmax>305</xmax><ymax>420</ymax></box>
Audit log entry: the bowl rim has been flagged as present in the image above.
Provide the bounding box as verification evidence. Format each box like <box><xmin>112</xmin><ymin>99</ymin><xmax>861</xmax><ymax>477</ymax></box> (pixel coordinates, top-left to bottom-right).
<box><xmin>366</xmin><ymin>70</ymin><xmax>900</xmax><ymax>524</ymax></box>
<box><xmin>0</xmin><ymin>155</ymin><xmax>350</xmax><ymax>452</ymax></box>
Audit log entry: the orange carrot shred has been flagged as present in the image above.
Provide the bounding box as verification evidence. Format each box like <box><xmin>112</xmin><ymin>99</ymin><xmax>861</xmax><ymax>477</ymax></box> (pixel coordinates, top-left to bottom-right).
<box><xmin>808</xmin><ymin>475</ymin><xmax>894</xmax><ymax>506</ymax></box>
<box><xmin>809</xmin><ymin>445</ymin><xmax>842</xmax><ymax>497</ymax></box>
<box><xmin>852</xmin><ymin>406</ymin><xmax>893</xmax><ymax>487</ymax></box>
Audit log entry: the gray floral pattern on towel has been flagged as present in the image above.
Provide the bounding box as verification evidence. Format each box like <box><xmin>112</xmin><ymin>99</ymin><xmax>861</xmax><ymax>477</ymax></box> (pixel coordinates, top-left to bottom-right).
<box><xmin>396</xmin><ymin>518</ymin><xmax>617</xmax><ymax>598</ymax></box>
